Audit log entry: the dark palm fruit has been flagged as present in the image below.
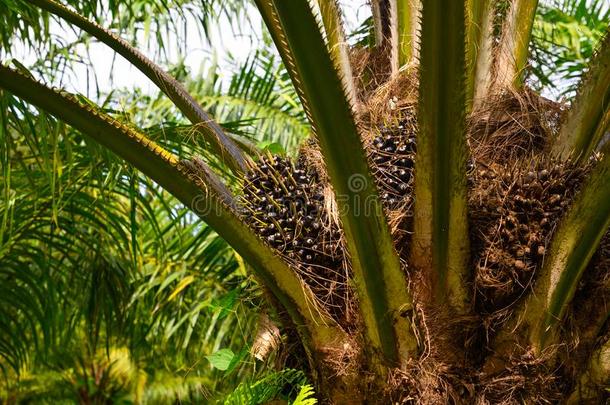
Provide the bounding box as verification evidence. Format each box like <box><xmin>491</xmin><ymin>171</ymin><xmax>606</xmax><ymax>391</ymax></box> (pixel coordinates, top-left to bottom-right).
<box><xmin>368</xmin><ymin>115</ymin><xmax>417</xmax><ymax>210</ymax></box>
<box><xmin>241</xmin><ymin>154</ymin><xmax>347</xmax><ymax>321</ymax></box>
<box><xmin>241</xmin><ymin>114</ymin><xmax>422</xmax><ymax>321</ymax></box>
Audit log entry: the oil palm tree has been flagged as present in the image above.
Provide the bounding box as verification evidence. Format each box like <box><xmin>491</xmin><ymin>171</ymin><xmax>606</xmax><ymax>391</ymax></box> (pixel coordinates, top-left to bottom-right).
<box><xmin>1</xmin><ymin>0</ymin><xmax>609</xmax><ymax>403</ymax></box>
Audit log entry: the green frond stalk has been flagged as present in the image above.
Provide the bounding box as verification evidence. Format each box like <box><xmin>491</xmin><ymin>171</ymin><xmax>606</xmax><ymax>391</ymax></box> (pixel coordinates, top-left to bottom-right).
<box><xmin>553</xmin><ymin>32</ymin><xmax>610</xmax><ymax>162</ymax></box>
<box><xmin>517</xmin><ymin>146</ymin><xmax>610</xmax><ymax>353</ymax></box>
<box><xmin>397</xmin><ymin>0</ymin><xmax>421</xmax><ymax>68</ymax></box>
<box><xmin>0</xmin><ymin>64</ymin><xmax>346</xmax><ymax>364</ymax></box>
<box><xmin>466</xmin><ymin>0</ymin><xmax>494</xmax><ymax>109</ymax></box>
<box><xmin>411</xmin><ymin>0</ymin><xmax>470</xmax><ymax>313</ymax></box>
<box><xmin>29</xmin><ymin>0</ymin><xmax>248</xmax><ymax>174</ymax></box>
<box><xmin>253</xmin><ymin>0</ymin><xmax>418</xmax><ymax>366</ymax></box>
<box><xmin>316</xmin><ymin>0</ymin><xmax>359</xmax><ymax>106</ymax></box>
<box><xmin>494</xmin><ymin>0</ymin><xmax>539</xmax><ymax>89</ymax></box>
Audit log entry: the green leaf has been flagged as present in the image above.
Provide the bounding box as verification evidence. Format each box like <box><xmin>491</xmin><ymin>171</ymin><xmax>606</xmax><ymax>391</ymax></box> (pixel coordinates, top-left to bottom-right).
<box><xmin>226</xmin><ymin>346</ymin><xmax>248</xmax><ymax>374</ymax></box>
<box><xmin>166</xmin><ymin>275</ymin><xmax>195</xmax><ymax>302</ymax></box>
<box><xmin>291</xmin><ymin>384</ymin><xmax>318</xmax><ymax>405</ymax></box>
<box><xmin>222</xmin><ymin>369</ymin><xmax>308</xmax><ymax>404</ymax></box>
<box><xmin>211</xmin><ymin>289</ymin><xmax>238</xmax><ymax>320</ymax></box>
<box><xmin>257</xmin><ymin>141</ymin><xmax>285</xmax><ymax>156</ymax></box>
<box><xmin>530</xmin><ymin>1</ymin><xmax>608</xmax><ymax>97</ymax></box>
<box><xmin>9</xmin><ymin>59</ymin><xmax>34</xmax><ymax>77</ymax></box>
<box><xmin>206</xmin><ymin>348</ymin><xmax>235</xmax><ymax>371</ymax></box>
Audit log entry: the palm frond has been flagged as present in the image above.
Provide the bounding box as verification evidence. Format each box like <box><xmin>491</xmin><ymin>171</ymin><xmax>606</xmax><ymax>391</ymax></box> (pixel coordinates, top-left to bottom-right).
<box><xmin>0</xmin><ymin>64</ymin><xmax>342</xmax><ymax>363</ymax></box>
<box><xmin>291</xmin><ymin>384</ymin><xmax>318</xmax><ymax>405</ymax></box>
<box><xmin>494</xmin><ymin>0</ymin><xmax>540</xmax><ymax>88</ymax></box>
<box><xmin>222</xmin><ymin>369</ymin><xmax>307</xmax><ymax>405</ymax></box>
<box><xmin>1</xmin><ymin>90</ymin><xmax>265</xmax><ymax>392</ymax></box>
<box><xmin>411</xmin><ymin>0</ymin><xmax>470</xmax><ymax>313</ymax></box>
<box><xmin>0</xmin><ymin>0</ymin><xmax>249</xmax><ymax>51</ymax></box>
<box><xmin>530</xmin><ymin>0</ymin><xmax>608</xmax><ymax>97</ymax></box>
<box><xmin>371</xmin><ymin>0</ymin><xmax>398</xmax><ymax>75</ymax></box>
<box><xmin>28</xmin><ymin>0</ymin><xmax>248</xmax><ymax>173</ymax></box>
<box><xmin>397</xmin><ymin>0</ymin><xmax>421</xmax><ymax>67</ymax></box>
<box><xmin>466</xmin><ymin>0</ymin><xmax>495</xmax><ymax>108</ymax></box>
<box><xmin>316</xmin><ymin>0</ymin><xmax>359</xmax><ymax>105</ymax></box>
<box><xmin>370</xmin><ymin>0</ymin><xmax>391</xmax><ymax>48</ymax></box>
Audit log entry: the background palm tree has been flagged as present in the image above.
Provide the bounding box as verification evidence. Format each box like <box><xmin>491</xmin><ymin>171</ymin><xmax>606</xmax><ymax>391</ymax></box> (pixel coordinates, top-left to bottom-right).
<box><xmin>0</xmin><ymin>54</ymin><xmax>304</xmax><ymax>403</ymax></box>
<box><xmin>530</xmin><ymin>0</ymin><xmax>610</xmax><ymax>97</ymax></box>
<box><xmin>1</xmin><ymin>2</ymin><xmax>311</xmax><ymax>402</ymax></box>
<box><xmin>1</xmin><ymin>0</ymin><xmax>609</xmax><ymax>403</ymax></box>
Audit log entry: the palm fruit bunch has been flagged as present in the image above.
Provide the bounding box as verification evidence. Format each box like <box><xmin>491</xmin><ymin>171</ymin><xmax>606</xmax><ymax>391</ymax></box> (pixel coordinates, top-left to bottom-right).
<box><xmin>240</xmin><ymin>112</ymin><xmax>421</xmax><ymax>319</ymax></box>
<box><xmin>240</xmin><ymin>154</ymin><xmax>347</xmax><ymax>319</ymax></box>
<box><xmin>470</xmin><ymin>158</ymin><xmax>592</xmax><ymax>320</ymax></box>
<box><xmin>367</xmin><ymin>116</ymin><xmax>417</xmax><ymax>211</ymax></box>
